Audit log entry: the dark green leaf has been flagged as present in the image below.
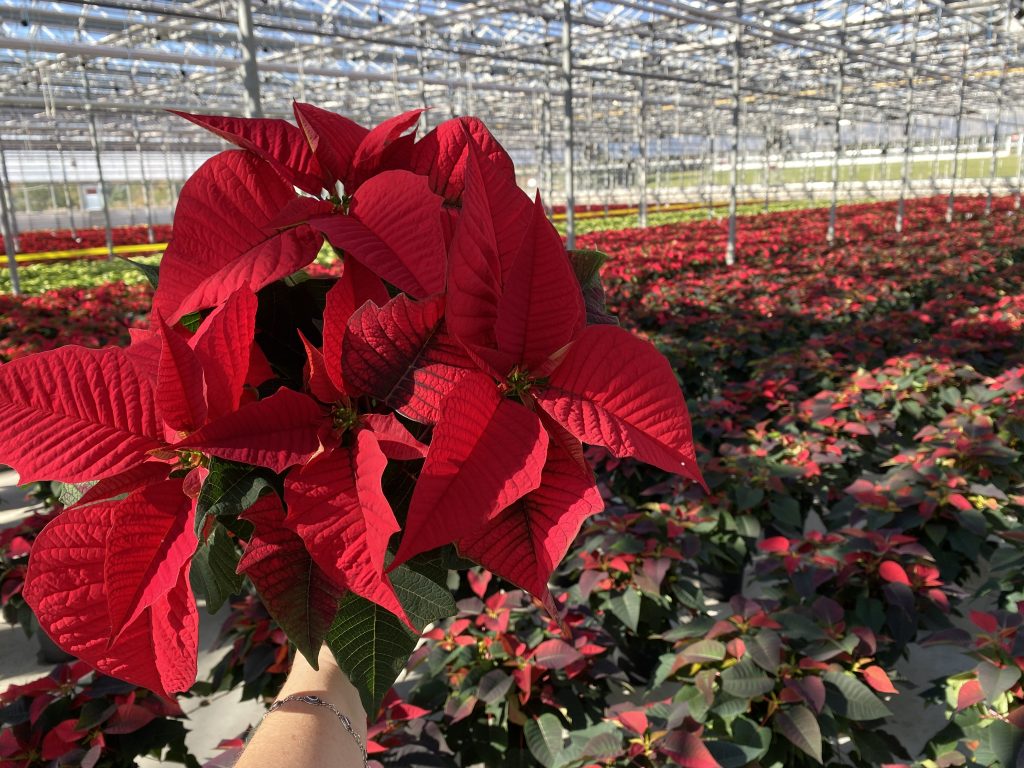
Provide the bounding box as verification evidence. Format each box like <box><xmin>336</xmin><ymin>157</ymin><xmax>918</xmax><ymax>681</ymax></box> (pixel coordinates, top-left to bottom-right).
<box><xmin>567</xmin><ymin>249</ymin><xmax>608</xmax><ymax>284</ymax></box>
<box><xmin>681</xmin><ymin>639</ymin><xmax>727</xmax><ymax>664</ymax></box>
<box><xmin>476</xmin><ymin>669</ymin><xmax>513</xmax><ymax>705</ymax></box>
<box><xmin>180</xmin><ymin>312</ymin><xmax>203</xmax><ymax>333</ymax></box>
<box><xmin>607</xmin><ymin>588</ymin><xmax>641</xmax><ymax>631</ymax></box>
<box><xmin>822</xmin><ymin>670</ymin><xmax>891</xmax><ymax>721</ymax></box>
<box><xmin>390</xmin><ymin>562</ymin><xmax>457</xmax><ymax>632</ymax></box>
<box><xmin>773</xmin><ymin>706</ymin><xmax>822</xmax><ymax>763</ymax></box>
<box><xmin>189</xmin><ymin>523</ymin><xmax>244</xmax><ymax>614</ymax></box>
<box><xmin>720</xmin><ymin>659</ymin><xmax>775</xmax><ymax>699</ymax></box>
<box><xmin>524</xmin><ymin>713</ymin><xmax>564</xmax><ymax>768</ymax></box>
<box><xmin>118</xmin><ymin>256</ymin><xmax>160</xmax><ymax>288</ymax></box>
<box><xmin>977</xmin><ymin>661</ymin><xmax>1020</xmax><ymax>701</ymax></box>
<box><xmin>325</xmin><ymin>593</ymin><xmax>418</xmax><ymax>716</ymax></box>
<box><xmin>195</xmin><ymin>458</ymin><xmax>275</xmax><ymax>538</ymax></box>
<box><xmin>747</xmin><ymin>630</ymin><xmax>782</xmax><ymax>673</ymax></box>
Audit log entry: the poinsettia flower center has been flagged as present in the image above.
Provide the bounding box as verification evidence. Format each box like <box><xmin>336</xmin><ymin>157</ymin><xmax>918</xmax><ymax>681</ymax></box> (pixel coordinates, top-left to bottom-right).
<box><xmin>331</xmin><ymin>404</ymin><xmax>360</xmax><ymax>433</ymax></box>
<box><xmin>175</xmin><ymin>449</ymin><xmax>208</xmax><ymax>470</ymax></box>
<box><xmin>502</xmin><ymin>367</ymin><xmax>539</xmax><ymax>399</ymax></box>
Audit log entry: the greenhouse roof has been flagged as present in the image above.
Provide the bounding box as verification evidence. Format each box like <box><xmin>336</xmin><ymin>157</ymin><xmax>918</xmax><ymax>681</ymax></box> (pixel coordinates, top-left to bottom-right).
<box><xmin>0</xmin><ymin>0</ymin><xmax>1022</xmax><ymax>157</ymax></box>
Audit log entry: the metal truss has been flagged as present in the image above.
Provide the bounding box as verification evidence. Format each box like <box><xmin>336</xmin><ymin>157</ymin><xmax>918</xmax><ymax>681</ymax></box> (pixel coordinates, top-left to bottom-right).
<box><xmin>0</xmin><ymin>0</ymin><xmax>1023</xmax><ymax>272</ymax></box>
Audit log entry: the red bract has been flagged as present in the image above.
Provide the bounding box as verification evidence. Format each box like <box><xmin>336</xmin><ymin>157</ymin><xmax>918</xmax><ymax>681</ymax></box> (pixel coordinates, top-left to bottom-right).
<box><xmin>0</xmin><ymin>105</ymin><xmax>702</xmax><ymax>707</ymax></box>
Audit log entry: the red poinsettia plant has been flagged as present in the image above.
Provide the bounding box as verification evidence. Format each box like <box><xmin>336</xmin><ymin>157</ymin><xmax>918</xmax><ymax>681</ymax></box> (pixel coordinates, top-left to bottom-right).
<box><xmin>0</xmin><ymin>104</ymin><xmax>703</xmax><ymax>712</ymax></box>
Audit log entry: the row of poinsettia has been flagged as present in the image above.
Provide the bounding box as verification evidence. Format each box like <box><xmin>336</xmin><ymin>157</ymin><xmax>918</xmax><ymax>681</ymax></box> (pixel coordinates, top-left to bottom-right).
<box><xmin>1</xmin><ymin>224</ymin><xmax>172</xmax><ymax>257</ymax></box>
<box><xmin>0</xmin><ymin>105</ymin><xmax>703</xmax><ymax>705</ymax></box>
<box><xmin>2</xmin><ymin>194</ymin><xmax>1022</xmax><ymax>766</ymax></box>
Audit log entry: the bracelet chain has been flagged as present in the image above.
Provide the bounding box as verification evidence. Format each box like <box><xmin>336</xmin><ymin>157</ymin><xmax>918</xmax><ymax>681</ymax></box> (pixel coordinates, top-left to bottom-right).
<box><xmin>259</xmin><ymin>694</ymin><xmax>368</xmax><ymax>767</ymax></box>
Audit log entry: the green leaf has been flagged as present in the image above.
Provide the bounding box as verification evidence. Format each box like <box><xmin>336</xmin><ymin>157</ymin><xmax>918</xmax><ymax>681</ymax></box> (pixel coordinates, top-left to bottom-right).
<box><xmin>566</xmin><ymin>249</ymin><xmax>609</xmax><ymax>284</ymax></box>
<box><xmin>822</xmin><ymin>670</ymin><xmax>891</xmax><ymax>720</ymax></box>
<box><xmin>52</xmin><ymin>481</ymin><xmax>95</xmax><ymax>508</ymax></box>
<box><xmin>118</xmin><ymin>256</ymin><xmax>160</xmax><ymax>288</ymax></box>
<box><xmin>390</xmin><ymin>563</ymin><xmax>457</xmax><ymax>632</ymax></box>
<box><xmin>720</xmin><ymin>659</ymin><xmax>775</xmax><ymax>699</ymax></box>
<box><xmin>195</xmin><ymin>458</ymin><xmax>274</xmax><ymax>538</ymax></box>
<box><xmin>747</xmin><ymin>630</ymin><xmax>782</xmax><ymax>673</ymax></box>
<box><xmin>607</xmin><ymin>588</ymin><xmax>641</xmax><ymax>631</ymax></box>
<box><xmin>735</xmin><ymin>485</ymin><xmax>764</xmax><ymax>511</ymax></box>
<box><xmin>706</xmin><ymin>716</ymin><xmax>771</xmax><ymax>767</ymax></box>
<box><xmin>325</xmin><ymin>593</ymin><xmax>417</xmax><ymax>716</ymax></box>
<box><xmin>977</xmin><ymin>661</ymin><xmax>1020</xmax><ymax>702</ymax></box>
<box><xmin>524</xmin><ymin>713</ymin><xmax>564</xmax><ymax>768</ymax></box>
<box><xmin>189</xmin><ymin>523</ymin><xmax>244</xmax><ymax>614</ymax></box>
<box><xmin>773</xmin><ymin>706</ymin><xmax>822</xmax><ymax>763</ymax></box>
<box><xmin>476</xmin><ymin>669</ymin><xmax>513</xmax><ymax>705</ymax></box>
<box><xmin>180</xmin><ymin>311</ymin><xmax>203</xmax><ymax>333</ymax></box>
<box><xmin>681</xmin><ymin>639</ymin><xmax>727</xmax><ymax>664</ymax></box>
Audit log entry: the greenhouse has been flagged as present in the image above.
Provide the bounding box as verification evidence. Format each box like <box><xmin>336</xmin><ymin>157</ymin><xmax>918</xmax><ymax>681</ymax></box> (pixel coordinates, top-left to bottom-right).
<box><xmin>0</xmin><ymin>1</ymin><xmax>1022</xmax><ymax>766</ymax></box>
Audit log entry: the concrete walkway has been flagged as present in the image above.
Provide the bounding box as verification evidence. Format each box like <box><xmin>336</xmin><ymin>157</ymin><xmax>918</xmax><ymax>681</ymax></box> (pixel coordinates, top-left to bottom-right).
<box><xmin>0</xmin><ymin>470</ymin><xmax>263</xmax><ymax>765</ymax></box>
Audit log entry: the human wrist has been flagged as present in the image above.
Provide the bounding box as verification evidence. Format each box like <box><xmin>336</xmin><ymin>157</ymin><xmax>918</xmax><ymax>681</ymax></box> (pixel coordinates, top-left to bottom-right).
<box><xmin>277</xmin><ymin>646</ymin><xmax>367</xmax><ymax>735</ymax></box>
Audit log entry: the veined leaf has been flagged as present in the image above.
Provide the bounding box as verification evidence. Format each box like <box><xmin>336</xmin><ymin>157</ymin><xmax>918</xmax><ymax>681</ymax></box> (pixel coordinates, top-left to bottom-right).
<box><xmin>524</xmin><ymin>713</ymin><xmax>564</xmax><ymax>768</ymax></box>
<box><xmin>325</xmin><ymin>593</ymin><xmax>418</xmax><ymax>716</ymax></box>
<box><xmin>535</xmin><ymin>325</ymin><xmax>705</xmax><ymax>488</ymax></box>
<box><xmin>773</xmin><ymin>706</ymin><xmax>823</xmax><ymax>763</ymax></box>
<box><xmin>284</xmin><ymin>432</ymin><xmax>408</xmax><ymax>625</ymax></box>
<box><xmin>394</xmin><ymin>373</ymin><xmax>548</xmax><ymax>567</ymax></box>
<box><xmin>23</xmin><ymin>504</ymin><xmax>198</xmax><ymax>697</ymax></box>
<box><xmin>171</xmin><ymin>110</ymin><xmax>326</xmax><ymax>195</ymax></box>
<box><xmin>342</xmin><ymin>294</ymin><xmax>472</xmax><ymax>423</ymax></box>
<box><xmin>190</xmin><ymin>523</ymin><xmax>244</xmax><ymax>614</ymax></box>
<box><xmin>720</xmin><ymin>660</ymin><xmax>775</xmax><ymax>699</ymax></box>
<box><xmin>0</xmin><ymin>346</ymin><xmax>163</xmax><ymax>484</ymax></box>
<box><xmin>194</xmin><ymin>458</ymin><xmax>274</xmax><ymax>539</ymax></box>
<box><xmin>153</xmin><ymin>151</ymin><xmax>323</xmax><ymax>321</ymax></box>
<box><xmin>237</xmin><ymin>493</ymin><xmax>342</xmax><ymax>667</ymax></box>
<box><xmin>389</xmin><ymin>563</ymin><xmax>457</xmax><ymax>632</ymax></box>
<box><xmin>823</xmin><ymin>670</ymin><xmax>891</xmax><ymax>720</ymax></box>
<box><xmin>456</xmin><ymin>439</ymin><xmax>603</xmax><ymax>606</ymax></box>
<box><xmin>180</xmin><ymin>387</ymin><xmax>322</xmax><ymax>473</ymax></box>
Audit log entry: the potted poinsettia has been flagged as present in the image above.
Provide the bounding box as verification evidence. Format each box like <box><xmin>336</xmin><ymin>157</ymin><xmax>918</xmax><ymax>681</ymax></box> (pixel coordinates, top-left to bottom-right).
<box><xmin>0</xmin><ymin>105</ymin><xmax>704</xmax><ymax>713</ymax></box>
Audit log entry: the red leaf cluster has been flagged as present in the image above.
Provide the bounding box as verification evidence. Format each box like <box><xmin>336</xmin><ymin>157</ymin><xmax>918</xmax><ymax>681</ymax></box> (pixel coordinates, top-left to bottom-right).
<box><xmin>0</xmin><ymin>105</ymin><xmax>702</xmax><ymax>696</ymax></box>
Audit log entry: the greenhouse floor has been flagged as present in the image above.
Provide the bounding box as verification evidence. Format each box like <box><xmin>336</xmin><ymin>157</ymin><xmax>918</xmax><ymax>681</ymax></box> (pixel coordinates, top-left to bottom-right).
<box><xmin>0</xmin><ymin>470</ymin><xmax>263</xmax><ymax>766</ymax></box>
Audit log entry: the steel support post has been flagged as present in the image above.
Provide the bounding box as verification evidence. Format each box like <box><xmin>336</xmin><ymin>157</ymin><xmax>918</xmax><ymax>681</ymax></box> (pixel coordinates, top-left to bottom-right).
<box><xmin>726</xmin><ymin>0</ymin><xmax>744</xmax><ymax>266</ymax></box>
<box><xmin>947</xmin><ymin>44</ymin><xmax>968</xmax><ymax>223</ymax></box>
<box><xmin>1015</xmin><ymin>131</ymin><xmax>1023</xmax><ymax>210</ymax></box>
<box><xmin>637</xmin><ymin>60</ymin><xmax>648</xmax><ymax>228</ymax></box>
<box><xmin>415</xmin><ymin>25</ymin><xmax>429</xmax><ymax>134</ymax></box>
<box><xmin>706</xmin><ymin>108</ymin><xmax>716</xmax><ymax>219</ymax></box>
<box><xmin>134</xmin><ymin>123</ymin><xmax>155</xmax><ymax>243</ymax></box>
<box><xmin>561</xmin><ymin>0</ymin><xmax>576</xmax><ymax>249</ymax></box>
<box><xmin>763</xmin><ymin>127</ymin><xmax>771</xmax><ymax>213</ymax></box>
<box><xmin>55</xmin><ymin>136</ymin><xmax>77</xmax><ymax>236</ymax></box>
<box><xmin>0</xmin><ymin>141</ymin><xmax>18</xmax><ymax>253</ymax></box>
<box><xmin>81</xmin><ymin>68</ymin><xmax>114</xmax><ymax>258</ymax></box>
<box><xmin>540</xmin><ymin>94</ymin><xmax>552</xmax><ymax>215</ymax></box>
<box><xmin>0</xmin><ymin>143</ymin><xmax>19</xmax><ymax>295</ymax></box>
<box><xmin>828</xmin><ymin>9</ymin><xmax>849</xmax><ymax>244</ymax></box>
<box><xmin>237</xmin><ymin>0</ymin><xmax>263</xmax><ymax>118</ymax></box>
<box><xmin>986</xmin><ymin>61</ymin><xmax>1007</xmax><ymax>215</ymax></box>
<box><xmin>896</xmin><ymin>5</ymin><xmax>921</xmax><ymax>234</ymax></box>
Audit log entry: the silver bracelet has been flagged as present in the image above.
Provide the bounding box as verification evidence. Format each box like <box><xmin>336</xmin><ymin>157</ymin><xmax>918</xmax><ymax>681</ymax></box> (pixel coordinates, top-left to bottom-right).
<box><xmin>258</xmin><ymin>694</ymin><xmax>368</xmax><ymax>767</ymax></box>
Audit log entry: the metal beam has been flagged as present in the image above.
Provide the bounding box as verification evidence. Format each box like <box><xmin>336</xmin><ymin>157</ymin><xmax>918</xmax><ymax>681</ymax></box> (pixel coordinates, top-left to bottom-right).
<box><xmin>237</xmin><ymin>0</ymin><xmax>264</xmax><ymax>119</ymax></box>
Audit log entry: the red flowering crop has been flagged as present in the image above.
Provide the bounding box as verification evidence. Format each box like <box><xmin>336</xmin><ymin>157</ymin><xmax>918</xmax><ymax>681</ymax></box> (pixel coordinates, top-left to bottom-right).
<box><xmin>0</xmin><ymin>106</ymin><xmax>702</xmax><ymax>711</ymax></box>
